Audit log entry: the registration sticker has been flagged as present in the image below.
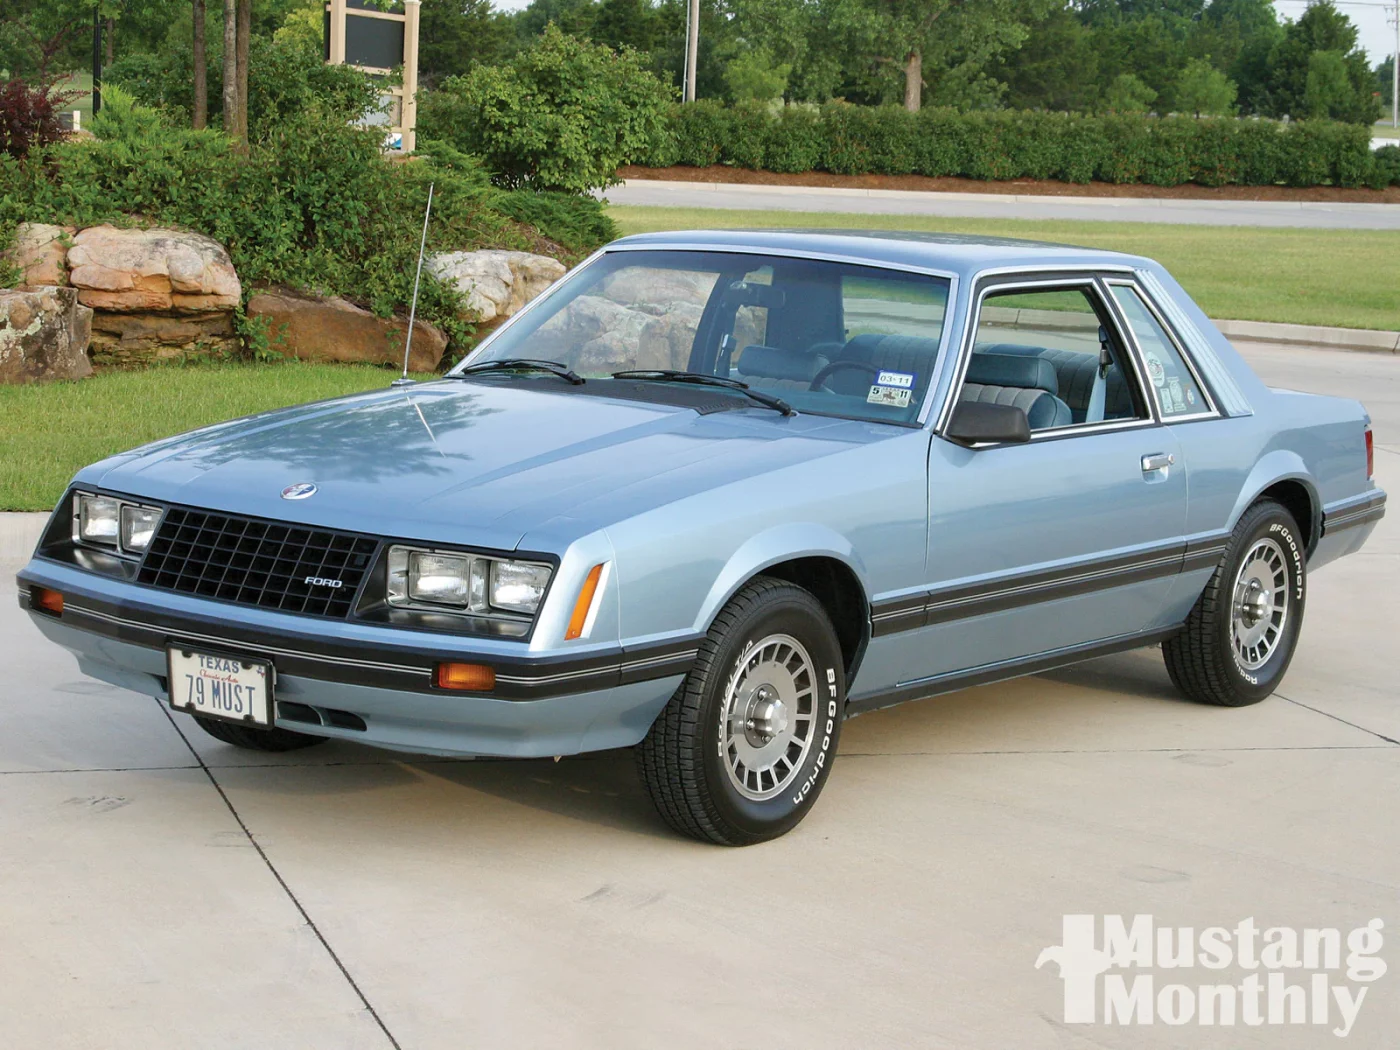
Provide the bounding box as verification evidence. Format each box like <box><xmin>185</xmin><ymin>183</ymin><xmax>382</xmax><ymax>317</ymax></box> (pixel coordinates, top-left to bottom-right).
<box><xmin>867</xmin><ymin>370</ymin><xmax>915</xmax><ymax>407</ymax></box>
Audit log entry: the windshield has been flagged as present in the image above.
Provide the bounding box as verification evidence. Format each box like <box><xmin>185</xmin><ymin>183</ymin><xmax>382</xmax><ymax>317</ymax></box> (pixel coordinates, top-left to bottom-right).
<box><xmin>458</xmin><ymin>249</ymin><xmax>952</xmax><ymax>426</ymax></box>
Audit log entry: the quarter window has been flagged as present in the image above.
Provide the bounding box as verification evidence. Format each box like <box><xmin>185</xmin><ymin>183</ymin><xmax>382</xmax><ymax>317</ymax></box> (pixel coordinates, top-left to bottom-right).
<box><xmin>1110</xmin><ymin>285</ymin><xmax>1208</xmax><ymax>418</ymax></box>
<box><xmin>964</xmin><ymin>286</ymin><xmax>1147</xmax><ymax>432</ymax></box>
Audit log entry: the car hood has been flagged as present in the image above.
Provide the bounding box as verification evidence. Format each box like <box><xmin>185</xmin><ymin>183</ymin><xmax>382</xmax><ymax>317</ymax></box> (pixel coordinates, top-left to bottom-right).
<box><xmin>85</xmin><ymin>379</ymin><xmax>901</xmax><ymax>551</ymax></box>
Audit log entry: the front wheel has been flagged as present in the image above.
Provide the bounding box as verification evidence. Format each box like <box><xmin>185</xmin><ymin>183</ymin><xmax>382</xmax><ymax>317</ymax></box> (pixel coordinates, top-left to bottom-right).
<box><xmin>1163</xmin><ymin>498</ymin><xmax>1306</xmax><ymax>707</ymax></box>
<box><xmin>636</xmin><ymin>577</ymin><xmax>845</xmax><ymax>845</ymax></box>
<box><xmin>192</xmin><ymin>715</ymin><xmax>329</xmax><ymax>752</ymax></box>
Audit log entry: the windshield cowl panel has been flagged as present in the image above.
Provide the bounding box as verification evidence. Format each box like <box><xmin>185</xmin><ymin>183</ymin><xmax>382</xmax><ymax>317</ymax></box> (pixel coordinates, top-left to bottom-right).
<box><xmin>457</xmin><ymin>249</ymin><xmax>951</xmax><ymax>427</ymax></box>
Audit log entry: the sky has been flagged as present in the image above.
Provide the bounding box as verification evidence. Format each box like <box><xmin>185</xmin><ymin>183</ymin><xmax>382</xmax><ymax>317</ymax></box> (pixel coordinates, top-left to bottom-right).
<box><xmin>488</xmin><ymin>0</ymin><xmax>1397</xmax><ymax>67</ymax></box>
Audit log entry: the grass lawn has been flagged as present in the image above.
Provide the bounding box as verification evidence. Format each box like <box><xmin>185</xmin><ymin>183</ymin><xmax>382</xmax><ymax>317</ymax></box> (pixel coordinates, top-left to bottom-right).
<box><xmin>608</xmin><ymin>206</ymin><xmax>1400</xmax><ymax>332</ymax></box>
<box><xmin>0</xmin><ymin>363</ymin><xmax>431</xmax><ymax>512</ymax></box>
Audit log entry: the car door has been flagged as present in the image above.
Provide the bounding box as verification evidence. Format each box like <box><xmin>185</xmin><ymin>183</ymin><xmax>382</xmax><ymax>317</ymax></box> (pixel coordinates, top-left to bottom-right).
<box><xmin>898</xmin><ymin>274</ymin><xmax>1190</xmax><ymax>686</ymax></box>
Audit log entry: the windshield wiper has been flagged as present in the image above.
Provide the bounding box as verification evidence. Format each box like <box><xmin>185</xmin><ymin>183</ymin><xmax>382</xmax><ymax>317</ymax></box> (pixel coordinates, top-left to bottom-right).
<box><xmin>610</xmin><ymin>370</ymin><xmax>794</xmax><ymax>417</ymax></box>
<box><xmin>453</xmin><ymin>359</ymin><xmax>584</xmax><ymax>385</ymax></box>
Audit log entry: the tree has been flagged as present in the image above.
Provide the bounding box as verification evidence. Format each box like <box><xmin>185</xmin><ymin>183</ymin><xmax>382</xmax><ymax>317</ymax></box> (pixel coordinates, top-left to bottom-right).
<box><xmin>418</xmin><ymin>0</ymin><xmax>517</xmax><ymax>85</ymax></box>
<box><xmin>1174</xmin><ymin>56</ymin><xmax>1236</xmax><ymax>115</ymax></box>
<box><xmin>822</xmin><ymin>0</ymin><xmax>1038</xmax><ymax>111</ymax></box>
<box><xmin>191</xmin><ymin>0</ymin><xmax>207</xmax><ymax>127</ymax></box>
<box><xmin>722</xmin><ymin>47</ymin><xmax>791</xmax><ymax>100</ymax></box>
<box><xmin>1377</xmin><ymin>55</ymin><xmax>1394</xmax><ymax>112</ymax></box>
<box><xmin>1101</xmin><ymin>71</ymin><xmax>1156</xmax><ymax>113</ymax></box>
<box><xmin>1265</xmin><ymin>0</ymin><xmax>1377</xmax><ymax>123</ymax></box>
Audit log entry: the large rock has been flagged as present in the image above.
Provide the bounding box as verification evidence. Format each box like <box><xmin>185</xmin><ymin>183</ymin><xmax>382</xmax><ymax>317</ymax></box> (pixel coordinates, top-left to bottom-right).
<box><xmin>530</xmin><ymin>295</ymin><xmax>702</xmax><ymax>374</ymax></box>
<box><xmin>11</xmin><ymin>223</ymin><xmax>74</xmax><ymax>289</ymax></box>
<box><xmin>246</xmin><ymin>291</ymin><xmax>446</xmax><ymax>371</ymax></box>
<box><xmin>67</xmin><ymin>225</ymin><xmax>241</xmax><ymax>314</ymax></box>
<box><xmin>429</xmin><ymin>250</ymin><xmax>567</xmax><ymax>323</ymax></box>
<box><xmin>88</xmin><ymin>311</ymin><xmax>240</xmax><ymax>367</ymax></box>
<box><xmin>0</xmin><ymin>287</ymin><xmax>93</xmax><ymax>384</ymax></box>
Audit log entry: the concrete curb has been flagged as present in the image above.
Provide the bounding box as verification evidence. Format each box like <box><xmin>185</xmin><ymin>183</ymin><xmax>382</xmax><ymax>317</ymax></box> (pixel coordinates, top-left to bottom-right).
<box><xmin>1217</xmin><ymin>319</ymin><xmax>1400</xmax><ymax>353</ymax></box>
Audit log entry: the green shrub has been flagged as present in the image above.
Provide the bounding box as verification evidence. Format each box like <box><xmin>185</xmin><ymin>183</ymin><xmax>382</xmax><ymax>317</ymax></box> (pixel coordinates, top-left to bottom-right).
<box><xmin>632</xmin><ymin>103</ymin><xmax>1378</xmax><ymax>189</ymax></box>
<box><xmin>1373</xmin><ymin>145</ymin><xmax>1400</xmax><ymax>188</ymax></box>
<box><xmin>106</xmin><ymin>36</ymin><xmax>379</xmax><ymax>138</ymax></box>
<box><xmin>3</xmin><ymin>96</ymin><xmax>612</xmax><ymax>355</ymax></box>
<box><xmin>417</xmin><ymin>25</ymin><xmax>674</xmax><ymax>193</ymax></box>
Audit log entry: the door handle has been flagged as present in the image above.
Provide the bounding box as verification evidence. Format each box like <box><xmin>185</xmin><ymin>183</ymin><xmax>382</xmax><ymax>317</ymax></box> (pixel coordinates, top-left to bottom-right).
<box><xmin>1141</xmin><ymin>452</ymin><xmax>1175</xmax><ymax>473</ymax></box>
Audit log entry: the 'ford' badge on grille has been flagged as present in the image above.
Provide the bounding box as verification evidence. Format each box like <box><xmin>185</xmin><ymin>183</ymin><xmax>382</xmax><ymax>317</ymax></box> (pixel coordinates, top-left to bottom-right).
<box><xmin>281</xmin><ymin>482</ymin><xmax>318</xmax><ymax>500</ymax></box>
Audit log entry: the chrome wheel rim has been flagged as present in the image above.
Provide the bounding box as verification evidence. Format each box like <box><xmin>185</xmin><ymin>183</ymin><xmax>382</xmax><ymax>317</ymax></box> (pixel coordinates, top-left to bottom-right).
<box><xmin>720</xmin><ymin>633</ymin><xmax>818</xmax><ymax>801</ymax></box>
<box><xmin>1231</xmin><ymin>537</ymin><xmax>1290</xmax><ymax>671</ymax></box>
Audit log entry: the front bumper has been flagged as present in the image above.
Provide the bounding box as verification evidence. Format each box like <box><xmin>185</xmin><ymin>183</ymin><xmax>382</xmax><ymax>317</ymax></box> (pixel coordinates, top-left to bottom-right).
<box><xmin>17</xmin><ymin>558</ymin><xmax>694</xmax><ymax>758</ymax></box>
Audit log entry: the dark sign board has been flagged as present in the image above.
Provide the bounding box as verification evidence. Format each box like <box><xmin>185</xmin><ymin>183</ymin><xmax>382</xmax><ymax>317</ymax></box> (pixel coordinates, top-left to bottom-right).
<box><xmin>346</xmin><ymin>16</ymin><xmax>404</xmax><ymax>69</ymax></box>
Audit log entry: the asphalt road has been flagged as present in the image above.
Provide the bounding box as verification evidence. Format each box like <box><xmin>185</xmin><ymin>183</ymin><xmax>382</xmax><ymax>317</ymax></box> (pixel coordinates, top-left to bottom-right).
<box><xmin>606</xmin><ymin>179</ymin><xmax>1400</xmax><ymax>229</ymax></box>
<box><xmin>2</xmin><ymin>343</ymin><xmax>1397</xmax><ymax>1050</ymax></box>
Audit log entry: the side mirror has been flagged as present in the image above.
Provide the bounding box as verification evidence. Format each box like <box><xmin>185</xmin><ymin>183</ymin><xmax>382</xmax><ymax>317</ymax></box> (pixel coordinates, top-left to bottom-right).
<box><xmin>946</xmin><ymin>400</ymin><xmax>1031</xmax><ymax>446</ymax></box>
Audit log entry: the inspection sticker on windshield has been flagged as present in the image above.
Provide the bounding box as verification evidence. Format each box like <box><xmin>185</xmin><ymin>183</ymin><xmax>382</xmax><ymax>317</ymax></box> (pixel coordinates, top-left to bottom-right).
<box><xmin>867</xmin><ymin>370</ymin><xmax>915</xmax><ymax>408</ymax></box>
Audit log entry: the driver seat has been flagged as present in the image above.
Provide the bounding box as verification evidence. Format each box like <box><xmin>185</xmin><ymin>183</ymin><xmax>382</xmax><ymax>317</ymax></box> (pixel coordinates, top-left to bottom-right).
<box><xmin>824</xmin><ymin>334</ymin><xmax>945</xmax><ymax>395</ymax></box>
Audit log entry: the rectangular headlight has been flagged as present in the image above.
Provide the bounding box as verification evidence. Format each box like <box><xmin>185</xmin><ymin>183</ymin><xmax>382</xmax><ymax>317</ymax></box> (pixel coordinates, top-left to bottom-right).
<box><xmin>408</xmin><ymin>551</ymin><xmax>472</xmax><ymax>607</ymax></box>
<box><xmin>490</xmin><ymin>560</ymin><xmax>551</xmax><ymax>615</ymax></box>
<box><xmin>76</xmin><ymin>495</ymin><xmax>121</xmax><ymax>547</ymax></box>
<box><xmin>120</xmin><ymin>505</ymin><xmax>163</xmax><ymax>553</ymax></box>
<box><xmin>386</xmin><ymin>545</ymin><xmax>551</xmax><ymax>619</ymax></box>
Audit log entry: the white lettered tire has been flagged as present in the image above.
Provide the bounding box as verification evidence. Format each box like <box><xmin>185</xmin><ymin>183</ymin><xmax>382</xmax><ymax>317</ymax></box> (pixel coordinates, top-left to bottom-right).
<box><xmin>636</xmin><ymin>577</ymin><xmax>845</xmax><ymax>845</ymax></box>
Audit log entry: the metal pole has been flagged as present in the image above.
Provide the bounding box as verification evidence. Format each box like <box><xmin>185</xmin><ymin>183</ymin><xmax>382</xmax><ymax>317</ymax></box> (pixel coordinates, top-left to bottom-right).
<box><xmin>1392</xmin><ymin>0</ymin><xmax>1398</xmax><ymax>128</ymax></box>
<box><xmin>684</xmin><ymin>0</ymin><xmax>699</xmax><ymax>103</ymax></box>
<box><xmin>393</xmin><ymin>182</ymin><xmax>434</xmax><ymax>387</ymax></box>
<box><xmin>91</xmin><ymin>5</ymin><xmax>102</xmax><ymax>114</ymax></box>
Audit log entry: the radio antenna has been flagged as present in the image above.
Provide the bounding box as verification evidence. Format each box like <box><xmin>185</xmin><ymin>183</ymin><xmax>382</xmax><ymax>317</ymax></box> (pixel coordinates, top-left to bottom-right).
<box><xmin>392</xmin><ymin>181</ymin><xmax>435</xmax><ymax>388</ymax></box>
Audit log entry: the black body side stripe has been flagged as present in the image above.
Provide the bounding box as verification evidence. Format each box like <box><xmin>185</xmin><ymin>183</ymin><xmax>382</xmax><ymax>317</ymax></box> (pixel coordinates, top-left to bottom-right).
<box><xmin>1322</xmin><ymin>491</ymin><xmax>1387</xmax><ymax>536</ymax></box>
<box><xmin>869</xmin><ymin>541</ymin><xmax>1191</xmax><ymax>637</ymax></box>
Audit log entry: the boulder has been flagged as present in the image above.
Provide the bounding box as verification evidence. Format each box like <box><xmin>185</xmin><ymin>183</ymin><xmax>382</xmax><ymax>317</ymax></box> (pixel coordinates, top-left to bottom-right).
<box><xmin>246</xmin><ymin>291</ymin><xmax>446</xmax><ymax>371</ymax></box>
<box><xmin>88</xmin><ymin>311</ymin><xmax>240</xmax><ymax>367</ymax></box>
<box><xmin>0</xmin><ymin>287</ymin><xmax>94</xmax><ymax>384</ymax></box>
<box><xmin>66</xmin><ymin>226</ymin><xmax>241</xmax><ymax>314</ymax></box>
<box><xmin>429</xmin><ymin>250</ymin><xmax>567</xmax><ymax>323</ymax></box>
<box><xmin>11</xmin><ymin>223</ymin><xmax>74</xmax><ymax>289</ymax></box>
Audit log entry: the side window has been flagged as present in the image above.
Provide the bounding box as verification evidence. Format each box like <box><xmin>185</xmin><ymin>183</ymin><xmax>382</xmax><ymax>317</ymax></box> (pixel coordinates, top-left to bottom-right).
<box><xmin>966</xmin><ymin>286</ymin><xmax>1146</xmax><ymax>431</ymax></box>
<box><xmin>1110</xmin><ymin>285</ymin><xmax>1209</xmax><ymax>419</ymax></box>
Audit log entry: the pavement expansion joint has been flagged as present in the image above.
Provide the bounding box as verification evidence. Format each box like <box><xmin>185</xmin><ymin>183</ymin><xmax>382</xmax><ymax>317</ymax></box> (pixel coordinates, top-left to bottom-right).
<box><xmin>156</xmin><ymin>699</ymin><xmax>404</xmax><ymax>1050</ymax></box>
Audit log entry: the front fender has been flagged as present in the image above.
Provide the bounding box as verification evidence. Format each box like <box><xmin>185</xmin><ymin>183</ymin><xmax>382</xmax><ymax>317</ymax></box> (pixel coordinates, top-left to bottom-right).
<box><xmin>694</xmin><ymin>523</ymin><xmax>870</xmax><ymax>634</ymax></box>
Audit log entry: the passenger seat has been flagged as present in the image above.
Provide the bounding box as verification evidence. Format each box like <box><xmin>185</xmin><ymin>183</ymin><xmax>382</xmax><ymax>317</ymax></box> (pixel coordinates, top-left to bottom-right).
<box><xmin>733</xmin><ymin>345</ymin><xmax>830</xmax><ymax>391</ymax></box>
<box><xmin>959</xmin><ymin>352</ymin><xmax>1072</xmax><ymax>431</ymax></box>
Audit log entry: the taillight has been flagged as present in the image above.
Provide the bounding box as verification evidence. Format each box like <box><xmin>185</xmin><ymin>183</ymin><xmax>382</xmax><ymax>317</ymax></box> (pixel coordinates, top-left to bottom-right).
<box><xmin>1366</xmin><ymin>426</ymin><xmax>1374</xmax><ymax>480</ymax></box>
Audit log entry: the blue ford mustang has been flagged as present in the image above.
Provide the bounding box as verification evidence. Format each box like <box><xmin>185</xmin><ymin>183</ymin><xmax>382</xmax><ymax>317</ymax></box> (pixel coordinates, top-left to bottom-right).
<box><xmin>16</xmin><ymin>231</ymin><xmax>1386</xmax><ymax>844</ymax></box>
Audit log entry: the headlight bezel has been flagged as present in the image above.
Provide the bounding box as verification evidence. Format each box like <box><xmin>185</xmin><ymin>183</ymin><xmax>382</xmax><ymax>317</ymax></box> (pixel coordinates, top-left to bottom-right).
<box><xmin>71</xmin><ymin>491</ymin><xmax>164</xmax><ymax>559</ymax></box>
<box><xmin>384</xmin><ymin>543</ymin><xmax>553</xmax><ymax>621</ymax></box>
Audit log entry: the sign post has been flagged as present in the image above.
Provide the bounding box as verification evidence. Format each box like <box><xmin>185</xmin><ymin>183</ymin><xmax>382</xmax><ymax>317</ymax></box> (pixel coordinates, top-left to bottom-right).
<box><xmin>323</xmin><ymin>0</ymin><xmax>421</xmax><ymax>152</ymax></box>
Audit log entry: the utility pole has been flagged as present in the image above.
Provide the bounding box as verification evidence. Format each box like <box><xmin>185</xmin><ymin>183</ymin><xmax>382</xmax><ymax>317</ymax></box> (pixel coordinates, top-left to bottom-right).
<box><xmin>1392</xmin><ymin>0</ymin><xmax>1398</xmax><ymax>127</ymax></box>
<box><xmin>683</xmin><ymin>0</ymin><xmax>699</xmax><ymax>102</ymax></box>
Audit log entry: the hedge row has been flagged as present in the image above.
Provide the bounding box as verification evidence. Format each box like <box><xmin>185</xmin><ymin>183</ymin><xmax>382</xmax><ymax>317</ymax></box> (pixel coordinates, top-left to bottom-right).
<box><xmin>638</xmin><ymin>102</ymin><xmax>1394</xmax><ymax>189</ymax></box>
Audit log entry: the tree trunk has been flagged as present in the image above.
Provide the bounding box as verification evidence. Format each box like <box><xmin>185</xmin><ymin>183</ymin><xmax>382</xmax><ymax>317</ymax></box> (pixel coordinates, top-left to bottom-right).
<box><xmin>192</xmin><ymin>0</ymin><xmax>207</xmax><ymax>129</ymax></box>
<box><xmin>235</xmin><ymin>0</ymin><xmax>250</xmax><ymax>142</ymax></box>
<box><xmin>221</xmin><ymin>0</ymin><xmax>238</xmax><ymax>137</ymax></box>
<box><xmin>104</xmin><ymin>18</ymin><xmax>115</xmax><ymax>66</ymax></box>
<box><xmin>903</xmin><ymin>50</ymin><xmax>922</xmax><ymax>112</ymax></box>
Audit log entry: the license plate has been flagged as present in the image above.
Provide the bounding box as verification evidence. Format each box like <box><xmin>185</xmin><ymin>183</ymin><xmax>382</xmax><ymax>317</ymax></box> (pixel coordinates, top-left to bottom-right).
<box><xmin>167</xmin><ymin>647</ymin><xmax>273</xmax><ymax>726</ymax></box>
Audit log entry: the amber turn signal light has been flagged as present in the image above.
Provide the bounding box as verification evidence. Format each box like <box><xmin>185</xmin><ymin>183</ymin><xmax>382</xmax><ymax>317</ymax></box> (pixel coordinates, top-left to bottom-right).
<box><xmin>435</xmin><ymin>662</ymin><xmax>496</xmax><ymax>692</ymax></box>
<box><xmin>565</xmin><ymin>563</ymin><xmax>605</xmax><ymax>641</ymax></box>
<box><xmin>31</xmin><ymin>587</ymin><xmax>63</xmax><ymax>617</ymax></box>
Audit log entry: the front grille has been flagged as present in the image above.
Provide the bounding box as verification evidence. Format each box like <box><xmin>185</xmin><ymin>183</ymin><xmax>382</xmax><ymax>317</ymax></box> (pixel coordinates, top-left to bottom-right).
<box><xmin>137</xmin><ymin>507</ymin><xmax>379</xmax><ymax>618</ymax></box>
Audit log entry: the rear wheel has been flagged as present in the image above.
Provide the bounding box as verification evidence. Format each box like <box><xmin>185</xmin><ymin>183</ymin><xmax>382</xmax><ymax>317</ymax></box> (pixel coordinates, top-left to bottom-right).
<box><xmin>1163</xmin><ymin>499</ymin><xmax>1306</xmax><ymax>707</ymax></box>
<box><xmin>636</xmin><ymin>577</ymin><xmax>845</xmax><ymax>845</ymax></box>
<box><xmin>191</xmin><ymin>715</ymin><xmax>328</xmax><ymax>752</ymax></box>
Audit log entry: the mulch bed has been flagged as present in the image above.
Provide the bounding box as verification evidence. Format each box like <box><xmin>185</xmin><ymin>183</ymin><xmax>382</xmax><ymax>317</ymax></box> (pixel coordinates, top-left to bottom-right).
<box><xmin>617</xmin><ymin>165</ymin><xmax>1400</xmax><ymax>205</ymax></box>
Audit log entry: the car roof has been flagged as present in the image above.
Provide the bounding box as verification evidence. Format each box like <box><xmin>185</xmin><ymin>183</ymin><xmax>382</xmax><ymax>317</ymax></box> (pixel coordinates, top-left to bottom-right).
<box><xmin>608</xmin><ymin>228</ymin><xmax>1152</xmax><ymax>279</ymax></box>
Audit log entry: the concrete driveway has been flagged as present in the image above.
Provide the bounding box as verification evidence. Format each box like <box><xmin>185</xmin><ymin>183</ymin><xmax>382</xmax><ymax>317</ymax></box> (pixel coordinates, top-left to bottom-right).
<box><xmin>2</xmin><ymin>344</ymin><xmax>1397</xmax><ymax>1049</ymax></box>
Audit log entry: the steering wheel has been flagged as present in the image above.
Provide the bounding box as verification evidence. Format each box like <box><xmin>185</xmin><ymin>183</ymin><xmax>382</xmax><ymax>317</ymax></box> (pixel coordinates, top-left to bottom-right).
<box><xmin>808</xmin><ymin>359</ymin><xmax>881</xmax><ymax>392</ymax></box>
